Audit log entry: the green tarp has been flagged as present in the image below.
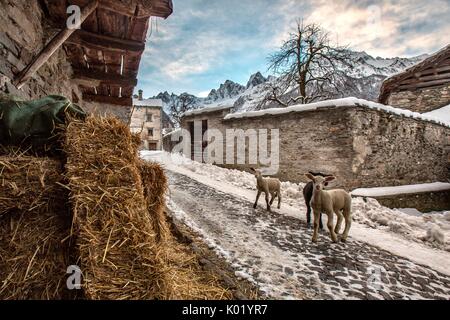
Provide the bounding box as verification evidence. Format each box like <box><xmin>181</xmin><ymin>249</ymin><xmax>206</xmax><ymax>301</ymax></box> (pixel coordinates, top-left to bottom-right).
<box><xmin>0</xmin><ymin>95</ymin><xmax>86</xmax><ymax>151</ymax></box>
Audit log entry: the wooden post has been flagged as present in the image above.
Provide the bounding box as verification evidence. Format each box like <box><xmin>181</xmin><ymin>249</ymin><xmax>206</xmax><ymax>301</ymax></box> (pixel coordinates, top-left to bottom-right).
<box><xmin>13</xmin><ymin>0</ymin><xmax>99</xmax><ymax>89</ymax></box>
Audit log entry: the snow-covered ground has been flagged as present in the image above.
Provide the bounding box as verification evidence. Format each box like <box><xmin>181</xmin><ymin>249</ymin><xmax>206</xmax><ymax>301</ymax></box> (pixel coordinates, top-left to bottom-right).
<box><xmin>142</xmin><ymin>151</ymin><xmax>450</xmax><ymax>275</ymax></box>
<box><xmin>142</xmin><ymin>151</ymin><xmax>450</xmax><ymax>299</ymax></box>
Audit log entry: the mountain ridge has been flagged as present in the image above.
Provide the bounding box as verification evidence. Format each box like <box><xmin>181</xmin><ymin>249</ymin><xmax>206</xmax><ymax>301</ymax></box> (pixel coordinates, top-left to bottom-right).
<box><xmin>151</xmin><ymin>50</ymin><xmax>427</xmax><ymax>117</ymax></box>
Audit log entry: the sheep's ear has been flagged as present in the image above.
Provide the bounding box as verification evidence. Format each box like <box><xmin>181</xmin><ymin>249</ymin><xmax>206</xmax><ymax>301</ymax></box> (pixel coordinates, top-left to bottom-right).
<box><xmin>305</xmin><ymin>173</ymin><xmax>315</xmax><ymax>182</ymax></box>
<box><xmin>250</xmin><ymin>167</ymin><xmax>256</xmax><ymax>172</ymax></box>
<box><xmin>325</xmin><ymin>176</ymin><xmax>336</xmax><ymax>182</ymax></box>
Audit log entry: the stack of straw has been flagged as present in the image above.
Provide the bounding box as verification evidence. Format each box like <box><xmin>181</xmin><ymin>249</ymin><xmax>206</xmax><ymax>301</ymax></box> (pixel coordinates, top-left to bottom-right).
<box><xmin>64</xmin><ymin>116</ymin><xmax>171</xmax><ymax>300</ymax></box>
<box><xmin>0</xmin><ymin>114</ymin><xmax>230</xmax><ymax>300</ymax></box>
<box><xmin>65</xmin><ymin>116</ymin><xmax>230</xmax><ymax>300</ymax></box>
<box><xmin>0</xmin><ymin>154</ymin><xmax>74</xmax><ymax>299</ymax></box>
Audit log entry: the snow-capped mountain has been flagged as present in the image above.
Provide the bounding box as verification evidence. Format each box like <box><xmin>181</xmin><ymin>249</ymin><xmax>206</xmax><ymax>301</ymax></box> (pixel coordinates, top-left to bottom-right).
<box><xmin>207</xmin><ymin>80</ymin><xmax>246</xmax><ymax>102</ymax></box>
<box><xmin>246</xmin><ymin>71</ymin><xmax>268</xmax><ymax>89</ymax></box>
<box><xmin>152</xmin><ymin>50</ymin><xmax>427</xmax><ymax>117</ymax></box>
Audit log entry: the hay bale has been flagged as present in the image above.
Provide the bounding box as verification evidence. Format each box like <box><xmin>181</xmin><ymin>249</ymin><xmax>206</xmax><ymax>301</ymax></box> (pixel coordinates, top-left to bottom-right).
<box><xmin>64</xmin><ymin>116</ymin><xmax>171</xmax><ymax>300</ymax></box>
<box><xmin>138</xmin><ymin>161</ymin><xmax>230</xmax><ymax>299</ymax></box>
<box><xmin>0</xmin><ymin>154</ymin><xmax>64</xmax><ymax>214</ymax></box>
<box><xmin>0</xmin><ymin>155</ymin><xmax>74</xmax><ymax>300</ymax></box>
<box><xmin>139</xmin><ymin>161</ymin><xmax>170</xmax><ymax>243</ymax></box>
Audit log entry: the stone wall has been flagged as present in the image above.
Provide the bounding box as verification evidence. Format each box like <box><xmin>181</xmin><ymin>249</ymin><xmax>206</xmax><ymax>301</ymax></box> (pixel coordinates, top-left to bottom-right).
<box><xmin>0</xmin><ymin>1</ymin><xmax>81</xmax><ymax>102</ymax></box>
<box><xmin>222</xmin><ymin>108</ymin><xmax>355</xmax><ymax>188</ymax></box>
<box><xmin>179</xmin><ymin>108</ymin><xmax>231</xmax><ymax>159</ymax></box>
<box><xmin>181</xmin><ymin>106</ymin><xmax>449</xmax><ymax>190</ymax></box>
<box><xmin>386</xmin><ymin>84</ymin><xmax>450</xmax><ymax>113</ymax></box>
<box><xmin>347</xmin><ymin>108</ymin><xmax>449</xmax><ymax>188</ymax></box>
<box><xmin>363</xmin><ymin>190</ymin><xmax>450</xmax><ymax>213</ymax></box>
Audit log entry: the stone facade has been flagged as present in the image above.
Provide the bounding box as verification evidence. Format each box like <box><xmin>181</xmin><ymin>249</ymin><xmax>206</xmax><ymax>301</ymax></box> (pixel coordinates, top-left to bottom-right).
<box><xmin>366</xmin><ymin>190</ymin><xmax>450</xmax><ymax>213</ymax></box>
<box><xmin>386</xmin><ymin>84</ymin><xmax>450</xmax><ymax>113</ymax></box>
<box><xmin>130</xmin><ymin>105</ymin><xmax>163</xmax><ymax>150</ymax></box>
<box><xmin>178</xmin><ymin>106</ymin><xmax>449</xmax><ymax>191</ymax></box>
<box><xmin>0</xmin><ymin>1</ymin><xmax>81</xmax><ymax>101</ymax></box>
<box><xmin>175</xmin><ymin>107</ymin><xmax>232</xmax><ymax>160</ymax></box>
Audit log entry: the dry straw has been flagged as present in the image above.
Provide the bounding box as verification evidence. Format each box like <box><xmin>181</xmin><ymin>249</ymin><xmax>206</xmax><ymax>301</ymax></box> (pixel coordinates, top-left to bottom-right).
<box><xmin>0</xmin><ymin>114</ymin><xmax>230</xmax><ymax>300</ymax></box>
<box><xmin>0</xmin><ymin>154</ymin><xmax>75</xmax><ymax>299</ymax></box>
<box><xmin>64</xmin><ymin>115</ymin><xmax>230</xmax><ymax>300</ymax></box>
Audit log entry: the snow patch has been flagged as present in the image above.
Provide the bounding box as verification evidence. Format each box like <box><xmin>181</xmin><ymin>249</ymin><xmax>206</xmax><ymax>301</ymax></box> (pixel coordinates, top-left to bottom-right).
<box><xmin>423</xmin><ymin>104</ymin><xmax>450</xmax><ymax>126</ymax></box>
<box><xmin>352</xmin><ymin>182</ymin><xmax>450</xmax><ymax>197</ymax></box>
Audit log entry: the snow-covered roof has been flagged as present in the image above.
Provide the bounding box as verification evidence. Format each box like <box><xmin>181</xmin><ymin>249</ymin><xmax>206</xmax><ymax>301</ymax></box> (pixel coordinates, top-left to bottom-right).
<box><xmin>182</xmin><ymin>104</ymin><xmax>233</xmax><ymax>117</ymax></box>
<box><xmin>223</xmin><ymin>97</ymin><xmax>450</xmax><ymax>128</ymax></box>
<box><xmin>133</xmin><ymin>98</ymin><xmax>163</xmax><ymax>107</ymax></box>
<box><xmin>352</xmin><ymin>182</ymin><xmax>450</xmax><ymax>197</ymax></box>
<box><xmin>379</xmin><ymin>44</ymin><xmax>450</xmax><ymax>103</ymax></box>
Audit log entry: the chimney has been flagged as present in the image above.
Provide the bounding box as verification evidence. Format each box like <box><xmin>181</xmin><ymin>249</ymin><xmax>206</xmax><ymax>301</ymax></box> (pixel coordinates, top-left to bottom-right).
<box><xmin>138</xmin><ymin>89</ymin><xmax>143</xmax><ymax>101</ymax></box>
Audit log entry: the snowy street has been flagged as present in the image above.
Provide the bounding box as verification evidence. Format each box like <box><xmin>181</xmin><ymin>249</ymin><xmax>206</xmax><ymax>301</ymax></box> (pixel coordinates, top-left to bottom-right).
<box><xmin>143</xmin><ymin>152</ymin><xmax>450</xmax><ymax>300</ymax></box>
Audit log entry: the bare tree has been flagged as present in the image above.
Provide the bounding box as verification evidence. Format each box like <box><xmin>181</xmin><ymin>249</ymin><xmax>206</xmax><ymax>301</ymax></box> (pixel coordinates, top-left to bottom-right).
<box><xmin>169</xmin><ymin>93</ymin><xmax>198</xmax><ymax>125</ymax></box>
<box><xmin>262</xmin><ymin>21</ymin><xmax>350</xmax><ymax>107</ymax></box>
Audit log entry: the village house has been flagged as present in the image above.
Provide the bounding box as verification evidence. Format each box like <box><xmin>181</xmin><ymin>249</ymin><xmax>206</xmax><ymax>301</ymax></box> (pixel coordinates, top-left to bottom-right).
<box><xmin>0</xmin><ymin>0</ymin><xmax>173</xmax><ymax>122</ymax></box>
<box><xmin>130</xmin><ymin>90</ymin><xmax>173</xmax><ymax>150</ymax></box>
<box><xmin>379</xmin><ymin>44</ymin><xmax>450</xmax><ymax>113</ymax></box>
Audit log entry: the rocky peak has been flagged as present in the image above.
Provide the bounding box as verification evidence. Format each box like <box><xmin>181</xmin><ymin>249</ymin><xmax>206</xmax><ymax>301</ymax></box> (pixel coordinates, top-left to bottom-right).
<box><xmin>246</xmin><ymin>72</ymin><xmax>267</xmax><ymax>89</ymax></box>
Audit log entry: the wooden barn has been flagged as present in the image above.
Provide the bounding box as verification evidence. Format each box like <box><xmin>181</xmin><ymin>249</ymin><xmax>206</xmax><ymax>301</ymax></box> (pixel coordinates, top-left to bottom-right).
<box><xmin>0</xmin><ymin>0</ymin><xmax>173</xmax><ymax>122</ymax></box>
<box><xmin>379</xmin><ymin>44</ymin><xmax>450</xmax><ymax>113</ymax></box>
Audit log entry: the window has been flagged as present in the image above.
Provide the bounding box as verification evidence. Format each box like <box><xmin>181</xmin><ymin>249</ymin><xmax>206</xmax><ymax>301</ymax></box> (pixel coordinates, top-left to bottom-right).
<box><xmin>148</xmin><ymin>128</ymin><xmax>154</xmax><ymax>137</ymax></box>
<box><xmin>146</xmin><ymin>114</ymin><xmax>153</xmax><ymax>122</ymax></box>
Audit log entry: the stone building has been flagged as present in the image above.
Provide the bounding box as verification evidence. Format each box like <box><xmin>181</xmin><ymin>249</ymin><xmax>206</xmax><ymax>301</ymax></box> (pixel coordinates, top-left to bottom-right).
<box><xmin>0</xmin><ymin>1</ymin><xmax>173</xmax><ymax>122</ymax></box>
<box><xmin>166</xmin><ymin>98</ymin><xmax>449</xmax><ymax>191</ymax></box>
<box><xmin>179</xmin><ymin>105</ymin><xmax>233</xmax><ymax>160</ymax></box>
<box><xmin>379</xmin><ymin>44</ymin><xmax>450</xmax><ymax>113</ymax></box>
<box><xmin>130</xmin><ymin>90</ymin><xmax>164</xmax><ymax>150</ymax></box>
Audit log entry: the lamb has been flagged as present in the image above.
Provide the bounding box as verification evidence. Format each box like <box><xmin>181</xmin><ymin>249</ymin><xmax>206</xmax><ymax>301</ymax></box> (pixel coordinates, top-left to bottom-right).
<box><xmin>305</xmin><ymin>173</ymin><xmax>352</xmax><ymax>243</ymax></box>
<box><xmin>250</xmin><ymin>168</ymin><xmax>282</xmax><ymax>212</ymax></box>
<box><xmin>303</xmin><ymin>171</ymin><xmax>334</xmax><ymax>230</ymax></box>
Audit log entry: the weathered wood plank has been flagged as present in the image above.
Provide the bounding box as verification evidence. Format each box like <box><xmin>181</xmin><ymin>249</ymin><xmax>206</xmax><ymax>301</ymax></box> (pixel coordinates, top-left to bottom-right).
<box><xmin>398</xmin><ymin>78</ymin><xmax>450</xmax><ymax>90</ymax></box>
<box><xmin>400</xmin><ymin>72</ymin><xmax>450</xmax><ymax>85</ymax></box>
<box><xmin>13</xmin><ymin>0</ymin><xmax>99</xmax><ymax>89</ymax></box>
<box><xmin>73</xmin><ymin>68</ymin><xmax>138</xmax><ymax>86</ymax></box>
<box><xmin>66</xmin><ymin>29</ymin><xmax>145</xmax><ymax>54</ymax></box>
<box><xmin>83</xmin><ymin>94</ymin><xmax>133</xmax><ymax>106</ymax></box>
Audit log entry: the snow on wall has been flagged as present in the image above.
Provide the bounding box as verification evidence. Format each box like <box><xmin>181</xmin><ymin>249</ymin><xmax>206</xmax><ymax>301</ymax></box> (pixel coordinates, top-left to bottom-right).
<box><xmin>224</xmin><ymin>97</ymin><xmax>450</xmax><ymax>128</ymax></box>
<box><xmin>424</xmin><ymin>104</ymin><xmax>450</xmax><ymax>126</ymax></box>
<box><xmin>182</xmin><ymin>104</ymin><xmax>233</xmax><ymax>117</ymax></box>
<box><xmin>352</xmin><ymin>182</ymin><xmax>450</xmax><ymax>197</ymax></box>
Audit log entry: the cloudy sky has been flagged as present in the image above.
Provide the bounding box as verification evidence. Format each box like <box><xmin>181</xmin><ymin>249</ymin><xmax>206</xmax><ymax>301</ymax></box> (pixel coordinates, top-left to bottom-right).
<box><xmin>137</xmin><ymin>0</ymin><xmax>450</xmax><ymax>97</ymax></box>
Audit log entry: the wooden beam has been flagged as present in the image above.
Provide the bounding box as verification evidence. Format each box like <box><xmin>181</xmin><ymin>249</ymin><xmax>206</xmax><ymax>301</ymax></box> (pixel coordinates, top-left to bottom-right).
<box><xmin>413</xmin><ymin>66</ymin><xmax>450</xmax><ymax>78</ymax></box>
<box><xmin>398</xmin><ymin>78</ymin><xmax>450</xmax><ymax>91</ymax></box>
<box><xmin>98</xmin><ymin>0</ymin><xmax>173</xmax><ymax>18</ymax></box>
<box><xmin>13</xmin><ymin>0</ymin><xmax>99</xmax><ymax>89</ymax></box>
<box><xmin>83</xmin><ymin>94</ymin><xmax>133</xmax><ymax>106</ymax></box>
<box><xmin>66</xmin><ymin>29</ymin><xmax>145</xmax><ymax>54</ymax></box>
<box><xmin>73</xmin><ymin>68</ymin><xmax>138</xmax><ymax>87</ymax></box>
